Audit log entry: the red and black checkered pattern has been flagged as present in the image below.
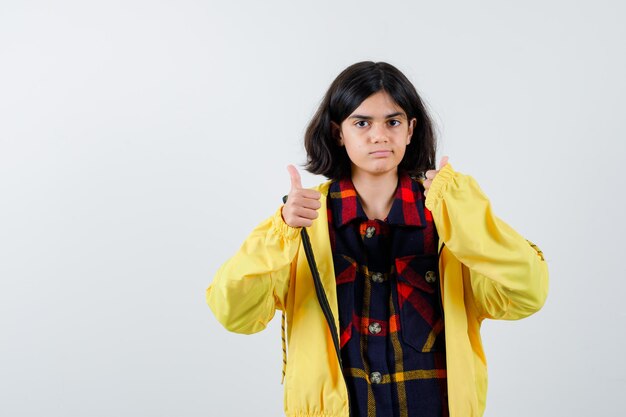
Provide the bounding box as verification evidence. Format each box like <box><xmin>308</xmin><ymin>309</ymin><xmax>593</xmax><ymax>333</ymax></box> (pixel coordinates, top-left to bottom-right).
<box><xmin>327</xmin><ymin>173</ymin><xmax>448</xmax><ymax>417</ymax></box>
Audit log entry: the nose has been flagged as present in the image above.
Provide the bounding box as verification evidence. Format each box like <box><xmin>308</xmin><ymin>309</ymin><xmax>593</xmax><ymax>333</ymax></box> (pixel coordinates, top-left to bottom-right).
<box><xmin>369</xmin><ymin>123</ymin><xmax>389</xmax><ymax>143</ymax></box>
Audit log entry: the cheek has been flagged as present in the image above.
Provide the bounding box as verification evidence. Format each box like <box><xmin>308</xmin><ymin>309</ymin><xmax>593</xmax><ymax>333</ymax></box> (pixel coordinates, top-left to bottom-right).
<box><xmin>395</xmin><ymin>144</ymin><xmax>408</xmax><ymax>160</ymax></box>
<box><xmin>342</xmin><ymin>136</ymin><xmax>364</xmax><ymax>154</ymax></box>
<box><xmin>344</xmin><ymin>144</ymin><xmax>361</xmax><ymax>161</ymax></box>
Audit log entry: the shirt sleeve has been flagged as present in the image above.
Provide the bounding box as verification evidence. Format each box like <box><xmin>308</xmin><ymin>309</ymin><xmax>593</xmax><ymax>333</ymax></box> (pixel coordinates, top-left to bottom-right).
<box><xmin>206</xmin><ymin>206</ymin><xmax>301</xmax><ymax>333</ymax></box>
<box><xmin>425</xmin><ymin>164</ymin><xmax>549</xmax><ymax>320</ymax></box>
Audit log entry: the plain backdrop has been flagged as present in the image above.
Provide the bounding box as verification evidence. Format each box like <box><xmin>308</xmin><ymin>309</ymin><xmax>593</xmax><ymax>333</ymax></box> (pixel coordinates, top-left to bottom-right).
<box><xmin>1</xmin><ymin>1</ymin><xmax>625</xmax><ymax>416</ymax></box>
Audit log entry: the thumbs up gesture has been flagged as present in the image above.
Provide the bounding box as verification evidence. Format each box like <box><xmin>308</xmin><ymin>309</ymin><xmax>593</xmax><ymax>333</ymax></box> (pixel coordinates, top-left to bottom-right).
<box><xmin>423</xmin><ymin>156</ymin><xmax>449</xmax><ymax>197</ymax></box>
<box><xmin>281</xmin><ymin>165</ymin><xmax>322</xmax><ymax>228</ymax></box>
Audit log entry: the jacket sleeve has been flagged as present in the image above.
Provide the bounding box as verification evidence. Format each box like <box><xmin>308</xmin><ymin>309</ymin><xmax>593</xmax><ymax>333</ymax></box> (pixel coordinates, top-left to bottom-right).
<box><xmin>206</xmin><ymin>206</ymin><xmax>301</xmax><ymax>334</ymax></box>
<box><xmin>425</xmin><ymin>164</ymin><xmax>549</xmax><ymax>321</ymax></box>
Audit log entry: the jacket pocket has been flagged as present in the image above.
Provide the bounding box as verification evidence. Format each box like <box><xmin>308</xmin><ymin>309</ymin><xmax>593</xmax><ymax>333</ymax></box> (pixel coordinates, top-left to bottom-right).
<box><xmin>334</xmin><ymin>253</ymin><xmax>357</xmax><ymax>348</ymax></box>
<box><xmin>394</xmin><ymin>254</ymin><xmax>444</xmax><ymax>352</ymax></box>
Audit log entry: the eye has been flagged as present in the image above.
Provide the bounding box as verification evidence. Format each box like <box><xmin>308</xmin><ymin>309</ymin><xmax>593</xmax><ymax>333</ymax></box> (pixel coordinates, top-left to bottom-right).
<box><xmin>355</xmin><ymin>120</ymin><xmax>369</xmax><ymax>128</ymax></box>
<box><xmin>388</xmin><ymin>119</ymin><xmax>402</xmax><ymax>127</ymax></box>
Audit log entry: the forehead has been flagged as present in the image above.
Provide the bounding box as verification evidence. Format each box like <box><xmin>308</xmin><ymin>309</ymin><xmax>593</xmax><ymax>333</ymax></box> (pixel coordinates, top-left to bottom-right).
<box><xmin>350</xmin><ymin>91</ymin><xmax>406</xmax><ymax>117</ymax></box>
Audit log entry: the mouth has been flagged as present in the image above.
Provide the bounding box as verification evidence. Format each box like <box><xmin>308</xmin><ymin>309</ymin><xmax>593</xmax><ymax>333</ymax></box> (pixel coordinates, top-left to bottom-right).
<box><xmin>369</xmin><ymin>150</ymin><xmax>393</xmax><ymax>157</ymax></box>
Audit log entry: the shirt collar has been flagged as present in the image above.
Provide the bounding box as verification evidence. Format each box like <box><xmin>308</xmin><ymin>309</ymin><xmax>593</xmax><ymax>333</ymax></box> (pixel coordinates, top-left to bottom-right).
<box><xmin>328</xmin><ymin>173</ymin><xmax>426</xmax><ymax>228</ymax></box>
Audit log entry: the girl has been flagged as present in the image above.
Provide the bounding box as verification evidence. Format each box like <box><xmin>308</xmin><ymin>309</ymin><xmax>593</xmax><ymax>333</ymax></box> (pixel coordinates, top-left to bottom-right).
<box><xmin>206</xmin><ymin>61</ymin><xmax>548</xmax><ymax>417</ymax></box>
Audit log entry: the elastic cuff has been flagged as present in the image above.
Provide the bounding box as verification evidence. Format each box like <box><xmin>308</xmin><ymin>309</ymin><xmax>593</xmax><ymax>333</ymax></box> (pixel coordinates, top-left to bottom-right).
<box><xmin>272</xmin><ymin>206</ymin><xmax>302</xmax><ymax>240</ymax></box>
<box><xmin>425</xmin><ymin>163</ymin><xmax>455</xmax><ymax>211</ymax></box>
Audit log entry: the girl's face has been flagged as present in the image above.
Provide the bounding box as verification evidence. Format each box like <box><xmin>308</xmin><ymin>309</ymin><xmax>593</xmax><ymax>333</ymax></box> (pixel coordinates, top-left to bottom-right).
<box><xmin>335</xmin><ymin>91</ymin><xmax>416</xmax><ymax>180</ymax></box>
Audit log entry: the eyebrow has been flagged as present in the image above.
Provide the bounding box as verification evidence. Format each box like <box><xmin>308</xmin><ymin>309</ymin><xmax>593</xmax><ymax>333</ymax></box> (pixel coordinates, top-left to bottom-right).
<box><xmin>348</xmin><ymin>112</ymin><xmax>407</xmax><ymax>120</ymax></box>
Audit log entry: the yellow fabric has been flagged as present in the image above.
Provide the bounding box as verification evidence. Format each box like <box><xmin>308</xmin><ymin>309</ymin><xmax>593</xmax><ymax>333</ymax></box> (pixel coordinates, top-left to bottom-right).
<box><xmin>206</xmin><ymin>164</ymin><xmax>549</xmax><ymax>417</ymax></box>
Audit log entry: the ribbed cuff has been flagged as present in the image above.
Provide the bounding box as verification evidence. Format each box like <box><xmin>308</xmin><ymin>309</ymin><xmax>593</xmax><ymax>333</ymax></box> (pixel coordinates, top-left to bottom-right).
<box><xmin>272</xmin><ymin>206</ymin><xmax>302</xmax><ymax>240</ymax></box>
<box><xmin>425</xmin><ymin>163</ymin><xmax>455</xmax><ymax>211</ymax></box>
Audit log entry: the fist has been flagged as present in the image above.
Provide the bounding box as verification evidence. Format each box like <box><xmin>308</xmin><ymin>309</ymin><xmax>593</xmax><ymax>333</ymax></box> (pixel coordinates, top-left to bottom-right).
<box><xmin>423</xmin><ymin>156</ymin><xmax>449</xmax><ymax>197</ymax></box>
<box><xmin>281</xmin><ymin>165</ymin><xmax>322</xmax><ymax>228</ymax></box>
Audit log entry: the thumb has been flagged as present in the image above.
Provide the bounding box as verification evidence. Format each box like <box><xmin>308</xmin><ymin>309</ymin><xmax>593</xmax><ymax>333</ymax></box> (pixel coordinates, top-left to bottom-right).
<box><xmin>438</xmin><ymin>156</ymin><xmax>449</xmax><ymax>170</ymax></box>
<box><xmin>287</xmin><ymin>164</ymin><xmax>302</xmax><ymax>191</ymax></box>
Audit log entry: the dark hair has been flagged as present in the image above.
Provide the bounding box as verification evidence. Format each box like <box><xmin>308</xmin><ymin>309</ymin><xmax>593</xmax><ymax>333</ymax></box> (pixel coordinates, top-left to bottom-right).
<box><xmin>304</xmin><ymin>61</ymin><xmax>437</xmax><ymax>180</ymax></box>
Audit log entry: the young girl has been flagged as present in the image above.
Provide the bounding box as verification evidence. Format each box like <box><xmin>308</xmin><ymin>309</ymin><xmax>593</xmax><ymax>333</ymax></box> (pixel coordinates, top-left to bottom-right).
<box><xmin>206</xmin><ymin>61</ymin><xmax>549</xmax><ymax>417</ymax></box>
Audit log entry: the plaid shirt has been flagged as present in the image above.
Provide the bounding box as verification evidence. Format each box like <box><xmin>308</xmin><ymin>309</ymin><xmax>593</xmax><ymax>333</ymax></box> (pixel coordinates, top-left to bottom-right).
<box><xmin>327</xmin><ymin>173</ymin><xmax>448</xmax><ymax>417</ymax></box>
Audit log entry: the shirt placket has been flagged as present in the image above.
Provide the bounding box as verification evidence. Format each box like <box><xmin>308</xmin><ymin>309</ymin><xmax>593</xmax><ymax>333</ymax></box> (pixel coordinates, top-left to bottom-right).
<box><xmin>359</xmin><ymin>219</ymin><xmax>394</xmax><ymax>416</ymax></box>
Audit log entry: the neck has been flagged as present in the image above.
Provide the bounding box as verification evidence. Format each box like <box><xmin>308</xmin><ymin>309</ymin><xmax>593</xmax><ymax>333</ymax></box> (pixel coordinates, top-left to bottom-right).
<box><xmin>351</xmin><ymin>170</ymin><xmax>399</xmax><ymax>220</ymax></box>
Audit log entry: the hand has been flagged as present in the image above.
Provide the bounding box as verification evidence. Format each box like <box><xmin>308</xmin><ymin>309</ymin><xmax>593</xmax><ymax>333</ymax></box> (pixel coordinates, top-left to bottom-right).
<box><xmin>281</xmin><ymin>165</ymin><xmax>322</xmax><ymax>228</ymax></box>
<box><xmin>423</xmin><ymin>156</ymin><xmax>449</xmax><ymax>197</ymax></box>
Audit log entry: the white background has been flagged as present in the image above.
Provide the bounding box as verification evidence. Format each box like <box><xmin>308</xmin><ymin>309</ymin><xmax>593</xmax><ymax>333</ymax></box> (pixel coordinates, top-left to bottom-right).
<box><xmin>1</xmin><ymin>1</ymin><xmax>625</xmax><ymax>416</ymax></box>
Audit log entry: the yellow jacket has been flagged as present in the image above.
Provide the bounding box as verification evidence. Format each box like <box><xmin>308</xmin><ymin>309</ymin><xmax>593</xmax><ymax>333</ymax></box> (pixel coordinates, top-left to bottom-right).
<box><xmin>206</xmin><ymin>164</ymin><xmax>549</xmax><ymax>417</ymax></box>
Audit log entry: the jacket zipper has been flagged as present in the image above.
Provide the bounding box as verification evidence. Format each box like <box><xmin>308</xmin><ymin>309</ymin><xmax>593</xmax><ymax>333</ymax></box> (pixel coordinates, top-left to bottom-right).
<box><xmin>282</xmin><ymin>194</ymin><xmax>350</xmax><ymax>414</ymax></box>
<box><xmin>300</xmin><ymin>227</ymin><xmax>352</xmax><ymax>415</ymax></box>
<box><xmin>300</xmin><ymin>228</ymin><xmax>343</xmax><ymax>364</ymax></box>
<box><xmin>437</xmin><ymin>242</ymin><xmax>446</xmax><ymax>321</ymax></box>
<box><xmin>283</xmin><ymin>195</ymin><xmax>344</xmax><ymax>365</ymax></box>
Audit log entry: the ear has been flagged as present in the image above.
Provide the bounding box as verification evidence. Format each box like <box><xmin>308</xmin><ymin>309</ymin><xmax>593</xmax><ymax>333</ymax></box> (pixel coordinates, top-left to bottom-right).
<box><xmin>331</xmin><ymin>121</ymin><xmax>343</xmax><ymax>146</ymax></box>
<box><xmin>407</xmin><ymin>118</ymin><xmax>416</xmax><ymax>144</ymax></box>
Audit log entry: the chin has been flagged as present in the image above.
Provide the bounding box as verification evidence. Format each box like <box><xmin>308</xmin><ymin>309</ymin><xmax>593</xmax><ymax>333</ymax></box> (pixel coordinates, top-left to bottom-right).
<box><xmin>351</xmin><ymin>160</ymin><xmax>401</xmax><ymax>177</ymax></box>
<box><xmin>369</xmin><ymin>165</ymin><xmax>400</xmax><ymax>176</ymax></box>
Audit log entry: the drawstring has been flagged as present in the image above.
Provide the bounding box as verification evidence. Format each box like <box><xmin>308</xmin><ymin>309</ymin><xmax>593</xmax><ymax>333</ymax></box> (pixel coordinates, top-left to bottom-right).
<box><xmin>280</xmin><ymin>194</ymin><xmax>290</xmax><ymax>385</ymax></box>
<box><xmin>281</xmin><ymin>310</ymin><xmax>287</xmax><ymax>384</ymax></box>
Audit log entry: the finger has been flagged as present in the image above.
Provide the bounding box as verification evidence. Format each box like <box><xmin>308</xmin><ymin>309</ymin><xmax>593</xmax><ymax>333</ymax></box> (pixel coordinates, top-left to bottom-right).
<box><xmin>287</xmin><ymin>193</ymin><xmax>321</xmax><ymax>210</ymax></box>
<box><xmin>292</xmin><ymin>207</ymin><xmax>319</xmax><ymax>220</ymax></box>
<box><xmin>292</xmin><ymin>195</ymin><xmax>322</xmax><ymax>210</ymax></box>
<box><xmin>283</xmin><ymin>210</ymin><xmax>311</xmax><ymax>228</ymax></box>
<box><xmin>293</xmin><ymin>218</ymin><xmax>313</xmax><ymax>228</ymax></box>
<box><xmin>298</xmin><ymin>189</ymin><xmax>322</xmax><ymax>200</ymax></box>
<box><xmin>424</xmin><ymin>170</ymin><xmax>437</xmax><ymax>180</ymax></box>
<box><xmin>287</xmin><ymin>164</ymin><xmax>302</xmax><ymax>191</ymax></box>
<box><xmin>438</xmin><ymin>156</ymin><xmax>449</xmax><ymax>170</ymax></box>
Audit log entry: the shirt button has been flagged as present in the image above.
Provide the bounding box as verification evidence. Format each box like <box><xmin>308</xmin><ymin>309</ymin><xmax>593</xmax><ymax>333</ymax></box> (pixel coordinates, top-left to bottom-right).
<box><xmin>370</xmin><ymin>371</ymin><xmax>382</xmax><ymax>384</ymax></box>
<box><xmin>368</xmin><ymin>322</ymin><xmax>382</xmax><ymax>335</ymax></box>
<box><xmin>365</xmin><ymin>226</ymin><xmax>376</xmax><ymax>238</ymax></box>
<box><xmin>425</xmin><ymin>270</ymin><xmax>437</xmax><ymax>283</ymax></box>
<box><xmin>371</xmin><ymin>272</ymin><xmax>384</xmax><ymax>283</ymax></box>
